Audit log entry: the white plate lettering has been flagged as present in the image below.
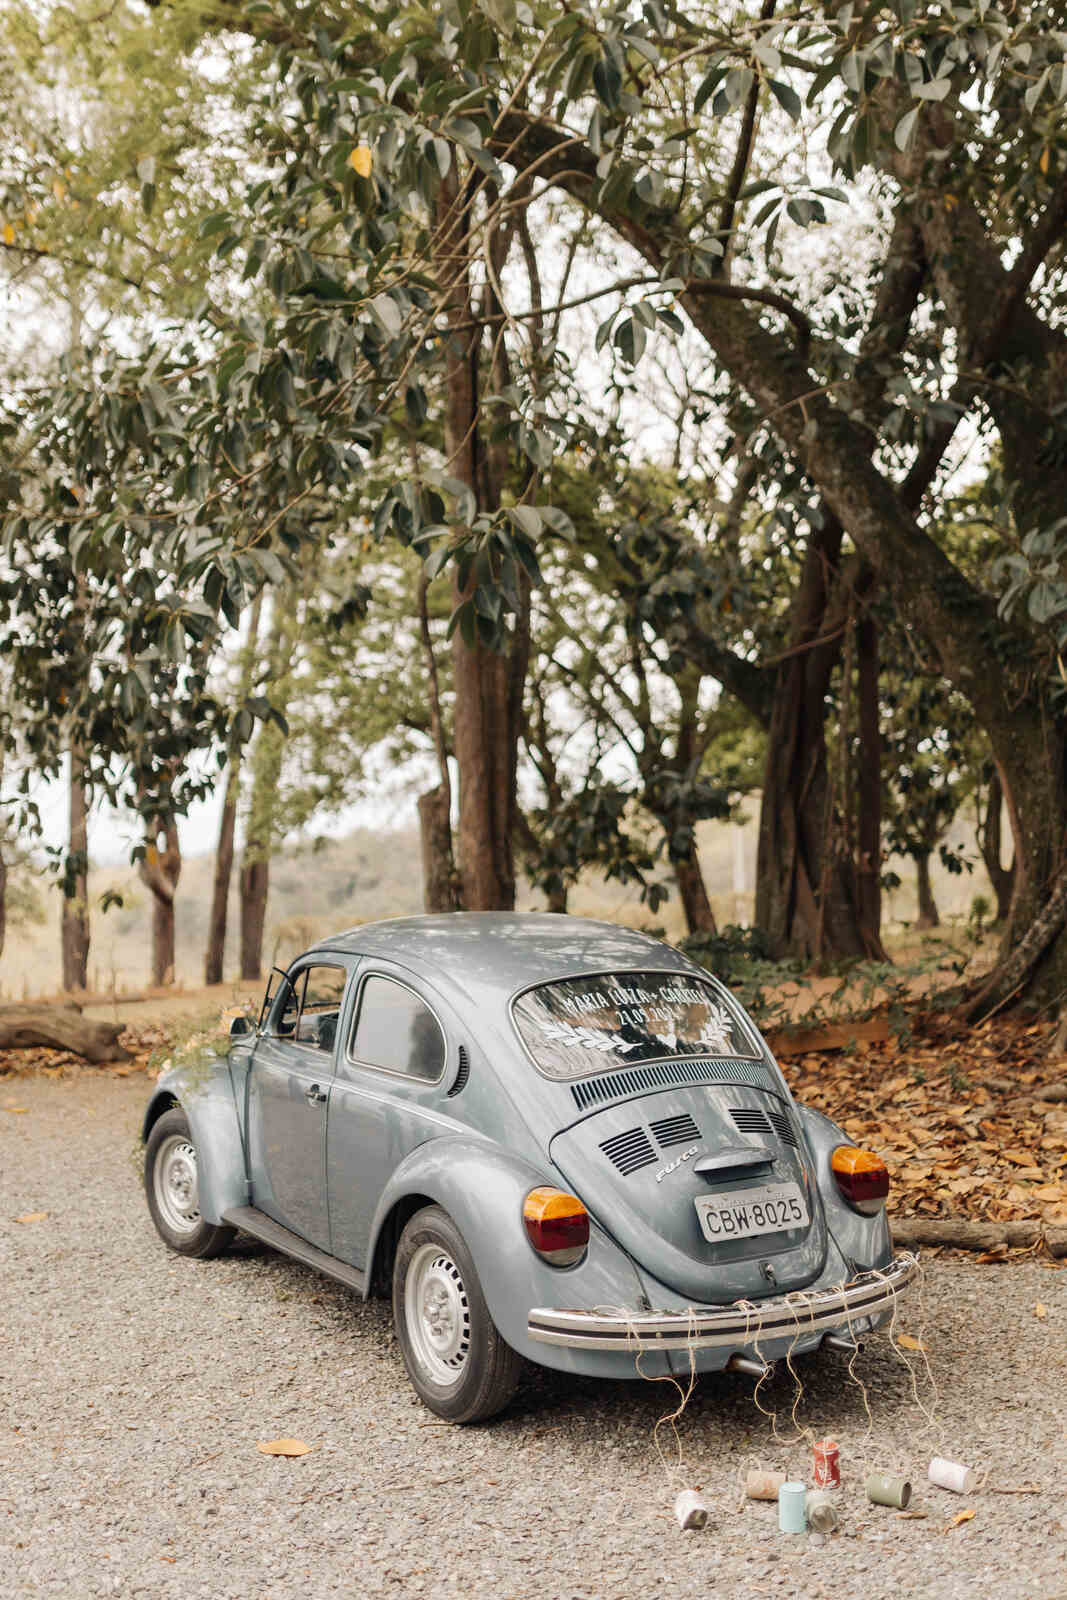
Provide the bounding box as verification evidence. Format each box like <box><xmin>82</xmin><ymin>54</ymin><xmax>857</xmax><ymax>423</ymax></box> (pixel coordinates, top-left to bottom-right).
<box><xmin>694</xmin><ymin>1182</ymin><xmax>808</xmax><ymax>1243</ymax></box>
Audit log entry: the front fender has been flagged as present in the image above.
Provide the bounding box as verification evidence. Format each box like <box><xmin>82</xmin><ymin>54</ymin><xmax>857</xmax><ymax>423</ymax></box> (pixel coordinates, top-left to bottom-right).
<box><xmin>142</xmin><ymin>1050</ymin><xmax>249</xmax><ymax>1225</ymax></box>
<box><xmin>366</xmin><ymin>1137</ymin><xmax>653</xmax><ymax>1376</ymax></box>
<box><xmin>796</xmin><ymin>1105</ymin><xmax>892</xmax><ymax>1271</ymax></box>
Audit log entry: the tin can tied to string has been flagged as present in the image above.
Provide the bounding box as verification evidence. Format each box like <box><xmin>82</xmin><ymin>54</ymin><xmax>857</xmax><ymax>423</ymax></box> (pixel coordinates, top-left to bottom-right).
<box><xmin>778</xmin><ymin>1482</ymin><xmax>808</xmax><ymax>1534</ymax></box>
<box><xmin>928</xmin><ymin>1457</ymin><xmax>977</xmax><ymax>1495</ymax></box>
<box><xmin>673</xmin><ymin>1490</ymin><xmax>709</xmax><ymax>1531</ymax></box>
<box><xmin>745</xmin><ymin>1469</ymin><xmax>786</xmax><ymax>1502</ymax></box>
<box><xmin>813</xmin><ymin>1438</ymin><xmax>841</xmax><ymax>1489</ymax></box>
<box><xmin>806</xmin><ymin>1490</ymin><xmax>839</xmax><ymax>1533</ymax></box>
<box><xmin>866</xmin><ymin>1472</ymin><xmax>912</xmax><ymax>1510</ymax></box>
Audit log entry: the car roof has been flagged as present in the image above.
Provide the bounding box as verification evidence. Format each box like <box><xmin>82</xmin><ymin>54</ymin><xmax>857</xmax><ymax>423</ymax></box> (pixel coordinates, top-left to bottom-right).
<box><xmin>313</xmin><ymin>911</ymin><xmax>695</xmax><ymax>999</ymax></box>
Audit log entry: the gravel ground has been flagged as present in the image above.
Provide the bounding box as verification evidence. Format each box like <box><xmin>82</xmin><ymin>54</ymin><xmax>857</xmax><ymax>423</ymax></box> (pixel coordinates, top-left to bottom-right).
<box><xmin>2</xmin><ymin>1075</ymin><xmax>1065</xmax><ymax>1600</ymax></box>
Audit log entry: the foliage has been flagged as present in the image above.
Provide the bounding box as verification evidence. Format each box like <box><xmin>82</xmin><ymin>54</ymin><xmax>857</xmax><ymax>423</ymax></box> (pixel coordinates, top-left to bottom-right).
<box><xmin>6</xmin><ymin>0</ymin><xmax>1067</xmax><ymax>998</ymax></box>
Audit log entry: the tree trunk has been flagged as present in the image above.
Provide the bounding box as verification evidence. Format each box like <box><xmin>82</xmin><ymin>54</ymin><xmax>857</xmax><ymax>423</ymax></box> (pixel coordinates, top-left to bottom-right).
<box><xmin>978</xmin><ymin>765</ymin><xmax>1016</xmax><ymax>925</ymax></box>
<box><xmin>436</xmin><ymin>168</ymin><xmax>528</xmax><ymax>911</ymax></box>
<box><xmin>674</xmin><ymin>852</ymin><xmax>716</xmax><ymax>935</ymax></box>
<box><xmin>416</xmin><ymin>575</ymin><xmax>459</xmax><ymax>913</ymax></box>
<box><xmin>205</xmin><ymin>594</ymin><xmax>262</xmax><ymax>985</ymax></box>
<box><xmin>755</xmin><ymin>529</ymin><xmax>876</xmax><ymax>960</ymax></box>
<box><xmin>418</xmin><ymin>784</ymin><xmax>459</xmax><ymax>913</ymax></box>
<box><xmin>238</xmin><ymin>592</ymin><xmax>295</xmax><ymax>980</ymax></box>
<box><xmin>0</xmin><ymin>842</ymin><xmax>6</xmax><ymax>964</ymax></box>
<box><xmin>239</xmin><ymin>856</ymin><xmax>269</xmax><ymax>981</ymax></box>
<box><xmin>61</xmin><ymin>750</ymin><xmax>90</xmax><ymax>992</ymax></box>
<box><xmin>855</xmin><ymin>608</ymin><xmax>883</xmax><ymax>947</ymax></box>
<box><xmin>914</xmin><ymin>851</ymin><xmax>940</xmax><ymax>929</ymax></box>
<box><xmin>451</xmin><ymin>634</ymin><xmax>526</xmax><ymax>908</ymax></box>
<box><xmin>205</xmin><ymin>775</ymin><xmax>238</xmax><ymax>985</ymax></box>
<box><xmin>139</xmin><ymin>818</ymin><xmax>181</xmax><ymax>987</ymax></box>
<box><xmin>545</xmin><ymin>880</ymin><xmax>568</xmax><ymax>914</ymax></box>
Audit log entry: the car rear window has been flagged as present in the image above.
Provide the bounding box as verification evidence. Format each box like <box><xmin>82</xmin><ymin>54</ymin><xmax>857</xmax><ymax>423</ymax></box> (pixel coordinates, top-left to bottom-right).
<box><xmin>511</xmin><ymin>970</ymin><xmax>761</xmax><ymax>1081</ymax></box>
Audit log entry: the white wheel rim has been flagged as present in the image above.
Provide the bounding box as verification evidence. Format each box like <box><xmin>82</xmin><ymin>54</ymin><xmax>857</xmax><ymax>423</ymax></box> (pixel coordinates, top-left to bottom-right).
<box><xmin>405</xmin><ymin>1241</ymin><xmax>472</xmax><ymax>1386</ymax></box>
<box><xmin>154</xmin><ymin>1133</ymin><xmax>201</xmax><ymax>1236</ymax></box>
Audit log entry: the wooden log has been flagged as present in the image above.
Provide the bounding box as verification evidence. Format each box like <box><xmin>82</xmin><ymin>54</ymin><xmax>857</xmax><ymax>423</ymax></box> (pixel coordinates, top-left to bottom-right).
<box><xmin>0</xmin><ymin>1005</ymin><xmax>130</xmax><ymax>1064</ymax></box>
<box><xmin>891</xmin><ymin>1216</ymin><xmax>1067</xmax><ymax>1258</ymax></box>
<box><xmin>766</xmin><ymin>1016</ymin><xmax>889</xmax><ymax>1057</ymax></box>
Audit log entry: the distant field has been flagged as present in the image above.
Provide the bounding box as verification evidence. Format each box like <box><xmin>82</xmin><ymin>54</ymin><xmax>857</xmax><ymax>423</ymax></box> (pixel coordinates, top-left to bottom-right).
<box><xmin>0</xmin><ymin>805</ymin><xmax>998</xmax><ymax>999</ymax></box>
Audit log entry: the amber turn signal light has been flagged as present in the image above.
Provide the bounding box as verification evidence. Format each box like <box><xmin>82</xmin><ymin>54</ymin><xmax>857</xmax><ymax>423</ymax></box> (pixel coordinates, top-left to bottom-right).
<box><xmin>831</xmin><ymin>1146</ymin><xmax>890</xmax><ymax>1215</ymax></box>
<box><xmin>523</xmin><ymin>1187</ymin><xmax>590</xmax><ymax>1266</ymax></box>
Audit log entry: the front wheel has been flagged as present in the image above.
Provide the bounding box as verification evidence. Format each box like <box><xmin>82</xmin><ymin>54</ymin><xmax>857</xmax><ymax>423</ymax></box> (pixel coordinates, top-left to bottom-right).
<box><xmin>393</xmin><ymin>1205</ymin><xmax>522</xmax><ymax>1424</ymax></box>
<box><xmin>144</xmin><ymin>1107</ymin><xmax>236</xmax><ymax>1258</ymax></box>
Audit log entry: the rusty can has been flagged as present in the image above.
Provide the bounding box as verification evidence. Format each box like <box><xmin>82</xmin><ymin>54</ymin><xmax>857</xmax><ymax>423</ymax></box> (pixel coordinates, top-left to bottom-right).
<box><xmin>813</xmin><ymin>1439</ymin><xmax>841</xmax><ymax>1489</ymax></box>
<box><xmin>745</xmin><ymin>1469</ymin><xmax>787</xmax><ymax>1501</ymax></box>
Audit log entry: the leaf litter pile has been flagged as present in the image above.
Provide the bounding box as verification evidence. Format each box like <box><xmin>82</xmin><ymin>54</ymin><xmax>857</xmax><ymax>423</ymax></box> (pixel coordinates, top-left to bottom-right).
<box><xmin>2</xmin><ymin>1007</ymin><xmax>1065</xmax><ymax>1230</ymax></box>
<box><xmin>776</xmin><ymin>1012</ymin><xmax>1067</xmax><ymax>1229</ymax></box>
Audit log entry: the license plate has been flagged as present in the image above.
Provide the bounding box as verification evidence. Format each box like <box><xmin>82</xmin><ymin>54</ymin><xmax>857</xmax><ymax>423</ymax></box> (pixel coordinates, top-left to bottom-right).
<box><xmin>694</xmin><ymin>1182</ymin><xmax>808</xmax><ymax>1242</ymax></box>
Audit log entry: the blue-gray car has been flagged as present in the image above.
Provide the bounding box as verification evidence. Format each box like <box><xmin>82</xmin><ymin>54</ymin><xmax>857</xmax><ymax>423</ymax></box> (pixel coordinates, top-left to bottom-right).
<box><xmin>142</xmin><ymin>913</ymin><xmax>916</xmax><ymax>1422</ymax></box>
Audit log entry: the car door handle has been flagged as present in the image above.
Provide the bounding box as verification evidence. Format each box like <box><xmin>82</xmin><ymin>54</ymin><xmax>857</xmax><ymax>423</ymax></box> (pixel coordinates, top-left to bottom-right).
<box><xmin>305</xmin><ymin>1084</ymin><xmax>328</xmax><ymax>1105</ymax></box>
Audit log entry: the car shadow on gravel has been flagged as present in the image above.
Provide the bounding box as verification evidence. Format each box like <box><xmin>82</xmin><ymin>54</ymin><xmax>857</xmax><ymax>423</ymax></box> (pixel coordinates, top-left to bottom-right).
<box><xmin>218</xmin><ymin>1232</ymin><xmax>939</xmax><ymax>1442</ymax></box>
<box><xmin>507</xmin><ymin>1335</ymin><xmax>930</xmax><ymax>1435</ymax></box>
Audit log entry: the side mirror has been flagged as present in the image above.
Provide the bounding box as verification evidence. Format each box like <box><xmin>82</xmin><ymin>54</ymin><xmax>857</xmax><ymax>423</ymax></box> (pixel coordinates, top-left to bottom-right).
<box><xmin>229</xmin><ymin>1014</ymin><xmax>254</xmax><ymax>1039</ymax></box>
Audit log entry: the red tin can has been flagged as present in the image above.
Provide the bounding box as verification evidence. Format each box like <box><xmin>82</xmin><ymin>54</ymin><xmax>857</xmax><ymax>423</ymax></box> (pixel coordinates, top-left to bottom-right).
<box><xmin>813</xmin><ymin>1438</ymin><xmax>841</xmax><ymax>1488</ymax></box>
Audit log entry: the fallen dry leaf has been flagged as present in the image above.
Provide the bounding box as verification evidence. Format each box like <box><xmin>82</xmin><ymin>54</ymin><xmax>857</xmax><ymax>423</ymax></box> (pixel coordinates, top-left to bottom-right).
<box><xmin>15</xmin><ymin>1211</ymin><xmax>48</xmax><ymax>1223</ymax></box>
<box><xmin>895</xmin><ymin>1333</ymin><xmax>928</xmax><ymax>1352</ymax></box>
<box><xmin>1034</xmin><ymin>1303</ymin><xmax>1048</xmax><ymax>1319</ymax></box>
<box><xmin>256</xmin><ymin>1438</ymin><xmax>312</xmax><ymax>1458</ymax></box>
<box><xmin>3</xmin><ymin>1106</ymin><xmax>29</xmax><ymax>1114</ymax></box>
<box><xmin>945</xmin><ymin>1509</ymin><xmax>976</xmax><ymax>1532</ymax></box>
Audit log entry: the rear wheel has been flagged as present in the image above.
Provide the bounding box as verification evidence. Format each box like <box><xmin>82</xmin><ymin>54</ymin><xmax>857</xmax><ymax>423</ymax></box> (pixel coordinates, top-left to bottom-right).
<box><xmin>393</xmin><ymin>1205</ymin><xmax>521</xmax><ymax>1424</ymax></box>
<box><xmin>144</xmin><ymin>1107</ymin><xmax>236</xmax><ymax>1258</ymax></box>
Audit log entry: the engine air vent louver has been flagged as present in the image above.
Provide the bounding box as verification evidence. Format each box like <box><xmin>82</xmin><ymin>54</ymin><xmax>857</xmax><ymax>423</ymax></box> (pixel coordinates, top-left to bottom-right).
<box><xmin>650</xmin><ymin>1112</ymin><xmax>701</xmax><ymax>1149</ymax></box>
<box><xmin>600</xmin><ymin>1127</ymin><xmax>657</xmax><ymax>1176</ymax></box>
<box><xmin>767</xmin><ymin>1108</ymin><xmax>799</xmax><ymax>1148</ymax></box>
<box><xmin>447</xmin><ymin>1044</ymin><xmax>470</xmax><ymax>1097</ymax></box>
<box><xmin>730</xmin><ymin>1106</ymin><xmax>773</xmax><ymax>1138</ymax></box>
<box><xmin>569</xmin><ymin>1057</ymin><xmax>780</xmax><ymax>1112</ymax></box>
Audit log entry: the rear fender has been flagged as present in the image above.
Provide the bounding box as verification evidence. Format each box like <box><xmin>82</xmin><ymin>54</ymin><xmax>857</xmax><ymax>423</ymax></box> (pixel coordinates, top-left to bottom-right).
<box><xmin>365</xmin><ymin>1137</ymin><xmax>650</xmax><ymax>1373</ymax></box>
<box><xmin>142</xmin><ymin>1051</ymin><xmax>249</xmax><ymax>1224</ymax></box>
<box><xmin>796</xmin><ymin>1105</ymin><xmax>892</xmax><ymax>1270</ymax></box>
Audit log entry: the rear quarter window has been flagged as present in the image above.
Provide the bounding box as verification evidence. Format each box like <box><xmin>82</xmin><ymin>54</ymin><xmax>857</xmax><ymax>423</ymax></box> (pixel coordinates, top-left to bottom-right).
<box><xmin>512</xmin><ymin>970</ymin><xmax>760</xmax><ymax>1081</ymax></box>
<box><xmin>348</xmin><ymin>974</ymin><xmax>446</xmax><ymax>1082</ymax></box>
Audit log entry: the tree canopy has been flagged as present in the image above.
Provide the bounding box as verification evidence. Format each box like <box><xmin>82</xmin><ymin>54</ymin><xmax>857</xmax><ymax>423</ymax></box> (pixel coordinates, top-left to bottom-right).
<box><xmin>3</xmin><ymin>0</ymin><xmax>1067</xmax><ymax>1009</ymax></box>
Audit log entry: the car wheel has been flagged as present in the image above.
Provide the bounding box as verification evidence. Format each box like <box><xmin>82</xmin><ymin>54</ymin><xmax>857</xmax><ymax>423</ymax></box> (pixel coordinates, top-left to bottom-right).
<box><xmin>393</xmin><ymin>1205</ymin><xmax>522</xmax><ymax>1424</ymax></box>
<box><xmin>144</xmin><ymin>1107</ymin><xmax>236</xmax><ymax>1259</ymax></box>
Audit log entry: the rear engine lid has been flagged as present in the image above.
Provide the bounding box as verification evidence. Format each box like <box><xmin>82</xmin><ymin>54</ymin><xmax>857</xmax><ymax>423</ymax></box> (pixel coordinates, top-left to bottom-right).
<box><xmin>549</xmin><ymin>1084</ymin><xmax>827</xmax><ymax>1303</ymax></box>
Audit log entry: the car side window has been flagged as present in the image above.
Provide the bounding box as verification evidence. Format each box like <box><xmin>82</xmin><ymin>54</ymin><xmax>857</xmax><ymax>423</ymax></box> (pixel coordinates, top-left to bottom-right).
<box><xmin>349</xmin><ymin>975</ymin><xmax>446</xmax><ymax>1082</ymax></box>
<box><xmin>278</xmin><ymin>964</ymin><xmax>347</xmax><ymax>1052</ymax></box>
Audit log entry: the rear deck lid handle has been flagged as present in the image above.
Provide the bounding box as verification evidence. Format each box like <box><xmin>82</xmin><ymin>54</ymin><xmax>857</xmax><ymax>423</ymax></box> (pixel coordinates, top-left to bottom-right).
<box><xmin>691</xmin><ymin>1145</ymin><xmax>775</xmax><ymax>1175</ymax></box>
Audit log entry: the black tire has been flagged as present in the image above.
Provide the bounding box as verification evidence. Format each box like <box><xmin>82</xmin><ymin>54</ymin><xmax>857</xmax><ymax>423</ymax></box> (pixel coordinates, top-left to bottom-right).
<box><xmin>144</xmin><ymin>1107</ymin><xmax>236</xmax><ymax>1259</ymax></box>
<box><xmin>393</xmin><ymin>1204</ymin><xmax>522</xmax><ymax>1424</ymax></box>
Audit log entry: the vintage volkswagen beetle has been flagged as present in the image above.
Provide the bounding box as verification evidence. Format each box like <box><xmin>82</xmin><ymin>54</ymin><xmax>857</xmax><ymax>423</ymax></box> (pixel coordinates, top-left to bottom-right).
<box><xmin>142</xmin><ymin>913</ymin><xmax>916</xmax><ymax>1422</ymax></box>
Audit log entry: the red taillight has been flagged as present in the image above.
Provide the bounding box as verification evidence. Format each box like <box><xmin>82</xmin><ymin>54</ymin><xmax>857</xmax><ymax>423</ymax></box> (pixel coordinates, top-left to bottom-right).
<box><xmin>831</xmin><ymin>1146</ymin><xmax>890</xmax><ymax>1215</ymax></box>
<box><xmin>523</xmin><ymin>1187</ymin><xmax>589</xmax><ymax>1266</ymax></box>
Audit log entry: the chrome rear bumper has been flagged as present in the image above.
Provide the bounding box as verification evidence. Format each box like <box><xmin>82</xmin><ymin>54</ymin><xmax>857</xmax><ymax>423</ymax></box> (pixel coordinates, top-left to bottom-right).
<box><xmin>528</xmin><ymin>1253</ymin><xmax>918</xmax><ymax>1351</ymax></box>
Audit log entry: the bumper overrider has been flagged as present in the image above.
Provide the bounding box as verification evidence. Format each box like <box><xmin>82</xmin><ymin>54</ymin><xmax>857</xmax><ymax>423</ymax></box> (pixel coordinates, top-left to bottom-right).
<box><xmin>528</xmin><ymin>1252</ymin><xmax>918</xmax><ymax>1352</ymax></box>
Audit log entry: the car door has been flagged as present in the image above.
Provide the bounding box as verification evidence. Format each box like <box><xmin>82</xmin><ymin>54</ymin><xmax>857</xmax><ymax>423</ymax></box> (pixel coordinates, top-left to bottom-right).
<box><xmin>246</xmin><ymin>957</ymin><xmax>355</xmax><ymax>1251</ymax></box>
<box><xmin>326</xmin><ymin>968</ymin><xmax>449</xmax><ymax>1271</ymax></box>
